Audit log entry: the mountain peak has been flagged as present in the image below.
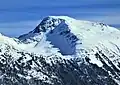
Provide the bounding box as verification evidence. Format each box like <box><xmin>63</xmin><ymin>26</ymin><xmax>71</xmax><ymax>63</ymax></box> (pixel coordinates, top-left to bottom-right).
<box><xmin>48</xmin><ymin>16</ymin><xmax>76</xmax><ymax>20</ymax></box>
<box><xmin>32</xmin><ymin>16</ymin><xmax>65</xmax><ymax>33</ymax></box>
<box><xmin>19</xmin><ymin>16</ymin><xmax>120</xmax><ymax>49</ymax></box>
<box><xmin>19</xmin><ymin>16</ymin><xmax>120</xmax><ymax>52</ymax></box>
<box><xmin>32</xmin><ymin>16</ymin><xmax>76</xmax><ymax>33</ymax></box>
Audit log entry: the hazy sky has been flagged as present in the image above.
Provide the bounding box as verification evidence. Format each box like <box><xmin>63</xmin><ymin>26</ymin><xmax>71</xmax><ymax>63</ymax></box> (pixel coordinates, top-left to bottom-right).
<box><xmin>0</xmin><ymin>0</ymin><xmax>120</xmax><ymax>37</ymax></box>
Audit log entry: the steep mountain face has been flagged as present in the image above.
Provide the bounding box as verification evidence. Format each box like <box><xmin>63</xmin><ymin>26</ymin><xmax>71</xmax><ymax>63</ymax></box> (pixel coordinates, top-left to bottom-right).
<box><xmin>0</xmin><ymin>16</ymin><xmax>120</xmax><ymax>85</ymax></box>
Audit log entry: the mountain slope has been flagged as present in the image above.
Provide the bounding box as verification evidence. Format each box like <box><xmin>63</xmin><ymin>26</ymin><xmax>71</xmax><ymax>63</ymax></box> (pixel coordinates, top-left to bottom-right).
<box><xmin>0</xmin><ymin>16</ymin><xmax>120</xmax><ymax>85</ymax></box>
<box><xmin>0</xmin><ymin>44</ymin><xmax>118</xmax><ymax>85</ymax></box>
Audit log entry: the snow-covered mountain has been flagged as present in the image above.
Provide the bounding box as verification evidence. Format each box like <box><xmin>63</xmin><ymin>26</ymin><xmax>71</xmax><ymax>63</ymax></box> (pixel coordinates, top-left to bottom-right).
<box><xmin>19</xmin><ymin>16</ymin><xmax>120</xmax><ymax>66</ymax></box>
<box><xmin>0</xmin><ymin>16</ymin><xmax>120</xmax><ymax>85</ymax></box>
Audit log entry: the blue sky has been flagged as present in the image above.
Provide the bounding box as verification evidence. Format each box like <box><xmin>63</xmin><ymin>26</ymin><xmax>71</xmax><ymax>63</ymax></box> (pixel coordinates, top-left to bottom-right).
<box><xmin>0</xmin><ymin>0</ymin><xmax>120</xmax><ymax>37</ymax></box>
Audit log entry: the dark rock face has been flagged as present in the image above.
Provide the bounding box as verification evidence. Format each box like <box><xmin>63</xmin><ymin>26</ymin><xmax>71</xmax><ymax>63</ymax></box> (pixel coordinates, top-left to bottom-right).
<box><xmin>46</xmin><ymin>21</ymin><xmax>79</xmax><ymax>55</ymax></box>
<box><xmin>0</xmin><ymin>45</ymin><xmax>119</xmax><ymax>85</ymax></box>
<box><xmin>18</xmin><ymin>17</ymin><xmax>64</xmax><ymax>43</ymax></box>
<box><xmin>18</xmin><ymin>17</ymin><xmax>80</xmax><ymax>55</ymax></box>
<box><xmin>34</xmin><ymin>17</ymin><xmax>64</xmax><ymax>33</ymax></box>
